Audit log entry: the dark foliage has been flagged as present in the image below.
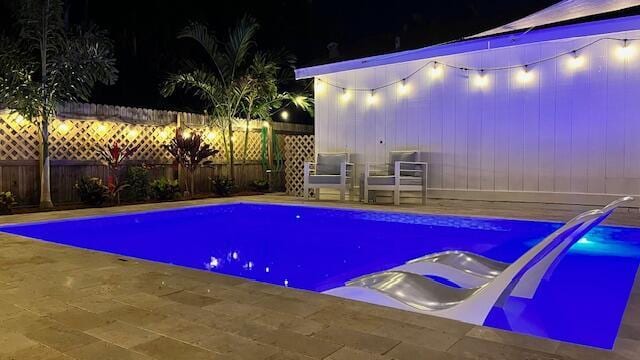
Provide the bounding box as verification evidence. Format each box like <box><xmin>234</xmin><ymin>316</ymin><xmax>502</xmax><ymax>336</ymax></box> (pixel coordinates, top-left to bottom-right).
<box><xmin>74</xmin><ymin>177</ymin><xmax>110</xmax><ymax>206</ymax></box>
<box><xmin>150</xmin><ymin>178</ymin><xmax>181</xmax><ymax>201</ymax></box>
<box><xmin>211</xmin><ymin>176</ymin><xmax>235</xmax><ymax>197</ymax></box>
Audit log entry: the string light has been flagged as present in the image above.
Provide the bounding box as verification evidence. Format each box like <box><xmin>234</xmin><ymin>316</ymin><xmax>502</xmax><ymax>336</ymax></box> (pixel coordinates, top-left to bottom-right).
<box><xmin>315</xmin><ymin>79</ymin><xmax>326</xmax><ymax>94</ymax></box>
<box><xmin>315</xmin><ymin>37</ymin><xmax>638</xmax><ymax>94</ymax></box>
<box><xmin>397</xmin><ymin>79</ymin><xmax>409</xmax><ymax>96</ymax></box>
<box><xmin>517</xmin><ymin>66</ymin><xmax>533</xmax><ymax>84</ymax></box>
<box><xmin>341</xmin><ymin>88</ymin><xmax>352</xmax><ymax>103</ymax></box>
<box><xmin>617</xmin><ymin>39</ymin><xmax>634</xmax><ymax>60</ymax></box>
<box><xmin>57</xmin><ymin>122</ymin><xmax>71</xmax><ymax>135</ymax></box>
<box><xmin>430</xmin><ymin>62</ymin><xmax>443</xmax><ymax>79</ymax></box>
<box><xmin>280</xmin><ymin>110</ymin><xmax>289</xmax><ymax>120</ymax></box>
<box><xmin>473</xmin><ymin>70</ymin><xmax>488</xmax><ymax>88</ymax></box>
<box><xmin>367</xmin><ymin>90</ymin><xmax>377</xmax><ymax>105</ymax></box>
<box><xmin>567</xmin><ymin>51</ymin><xmax>585</xmax><ymax>69</ymax></box>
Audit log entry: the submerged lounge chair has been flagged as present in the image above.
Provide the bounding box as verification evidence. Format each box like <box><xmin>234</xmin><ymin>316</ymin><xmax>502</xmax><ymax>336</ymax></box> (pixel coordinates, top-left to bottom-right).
<box><xmin>324</xmin><ymin>208</ymin><xmax>607</xmax><ymax>325</ymax></box>
<box><xmin>388</xmin><ymin>196</ymin><xmax>633</xmax><ymax>297</ymax></box>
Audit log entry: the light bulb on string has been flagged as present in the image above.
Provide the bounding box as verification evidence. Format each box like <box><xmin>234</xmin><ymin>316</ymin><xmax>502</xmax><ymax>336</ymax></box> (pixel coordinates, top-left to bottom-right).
<box><xmin>617</xmin><ymin>39</ymin><xmax>634</xmax><ymax>60</ymax></box>
<box><xmin>315</xmin><ymin>79</ymin><xmax>326</xmax><ymax>94</ymax></box>
<box><xmin>517</xmin><ymin>66</ymin><xmax>533</xmax><ymax>84</ymax></box>
<box><xmin>567</xmin><ymin>51</ymin><xmax>585</xmax><ymax>69</ymax></box>
<box><xmin>341</xmin><ymin>88</ymin><xmax>352</xmax><ymax>103</ymax></box>
<box><xmin>367</xmin><ymin>90</ymin><xmax>377</xmax><ymax>105</ymax></box>
<box><xmin>473</xmin><ymin>70</ymin><xmax>489</xmax><ymax>88</ymax></box>
<box><xmin>429</xmin><ymin>62</ymin><xmax>443</xmax><ymax>79</ymax></box>
<box><xmin>397</xmin><ymin>79</ymin><xmax>409</xmax><ymax>96</ymax></box>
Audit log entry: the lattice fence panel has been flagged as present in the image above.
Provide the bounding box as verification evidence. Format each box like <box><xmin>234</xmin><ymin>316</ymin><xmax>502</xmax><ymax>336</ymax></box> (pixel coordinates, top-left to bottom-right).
<box><xmin>49</xmin><ymin>119</ymin><xmax>176</xmax><ymax>162</ymax></box>
<box><xmin>284</xmin><ymin>135</ymin><xmax>314</xmax><ymax>197</ymax></box>
<box><xmin>0</xmin><ymin>114</ymin><xmax>40</xmax><ymax>160</ymax></box>
<box><xmin>185</xmin><ymin>126</ymin><xmax>263</xmax><ymax>162</ymax></box>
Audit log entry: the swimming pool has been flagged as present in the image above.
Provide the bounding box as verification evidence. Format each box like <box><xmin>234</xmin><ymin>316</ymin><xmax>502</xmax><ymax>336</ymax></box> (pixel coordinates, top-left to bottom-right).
<box><xmin>1</xmin><ymin>202</ymin><xmax>638</xmax><ymax>349</ymax></box>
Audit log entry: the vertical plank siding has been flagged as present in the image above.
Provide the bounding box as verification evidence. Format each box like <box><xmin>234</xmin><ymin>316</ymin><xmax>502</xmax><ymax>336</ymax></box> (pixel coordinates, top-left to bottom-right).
<box><xmin>314</xmin><ymin>31</ymin><xmax>640</xmax><ymax>203</ymax></box>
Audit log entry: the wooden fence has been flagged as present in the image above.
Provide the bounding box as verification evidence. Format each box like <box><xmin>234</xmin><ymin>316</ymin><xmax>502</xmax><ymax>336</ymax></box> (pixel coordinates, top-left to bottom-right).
<box><xmin>0</xmin><ymin>104</ymin><xmax>312</xmax><ymax>206</ymax></box>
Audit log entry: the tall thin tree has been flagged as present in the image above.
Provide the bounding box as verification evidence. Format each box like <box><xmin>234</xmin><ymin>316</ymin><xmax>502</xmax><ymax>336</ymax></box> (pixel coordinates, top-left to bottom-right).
<box><xmin>0</xmin><ymin>0</ymin><xmax>118</xmax><ymax>208</ymax></box>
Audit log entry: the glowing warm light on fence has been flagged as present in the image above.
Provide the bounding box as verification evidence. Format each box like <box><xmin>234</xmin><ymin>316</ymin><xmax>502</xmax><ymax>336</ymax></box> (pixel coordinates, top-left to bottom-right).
<box><xmin>13</xmin><ymin>114</ymin><xmax>27</xmax><ymax>127</ymax></box>
<box><xmin>206</xmin><ymin>131</ymin><xmax>216</xmax><ymax>141</ymax></box>
<box><xmin>429</xmin><ymin>63</ymin><xmax>443</xmax><ymax>79</ymax></box>
<box><xmin>182</xmin><ymin>130</ymin><xmax>192</xmax><ymax>139</ymax></box>
<box><xmin>341</xmin><ymin>89</ymin><xmax>352</xmax><ymax>103</ymax></box>
<box><xmin>517</xmin><ymin>68</ymin><xmax>533</xmax><ymax>84</ymax></box>
<box><xmin>567</xmin><ymin>52</ymin><xmax>585</xmax><ymax>69</ymax></box>
<box><xmin>473</xmin><ymin>71</ymin><xmax>489</xmax><ymax>88</ymax></box>
<box><xmin>57</xmin><ymin>122</ymin><xmax>71</xmax><ymax>135</ymax></box>
<box><xmin>158</xmin><ymin>129</ymin><xmax>170</xmax><ymax>141</ymax></box>
<box><xmin>617</xmin><ymin>40</ymin><xmax>634</xmax><ymax>60</ymax></box>
<box><xmin>262</xmin><ymin>121</ymin><xmax>270</xmax><ymax>128</ymax></box>
<box><xmin>95</xmin><ymin>123</ymin><xmax>108</xmax><ymax>136</ymax></box>
<box><xmin>127</xmin><ymin>129</ymin><xmax>139</xmax><ymax>140</ymax></box>
<box><xmin>280</xmin><ymin>110</ymin><xmax>289</xmax><ymax>120</ymax></box>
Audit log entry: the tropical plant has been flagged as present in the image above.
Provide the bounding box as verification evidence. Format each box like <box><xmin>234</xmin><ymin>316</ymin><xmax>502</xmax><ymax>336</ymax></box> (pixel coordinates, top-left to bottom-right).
<box><xmin>161</xmin><ymin>16</ymin><xmax>312</xmax><ymax>182</ymax></box>
<box><xmin>123</xmin><ymin>166</ymin><xmax>150</xmax><ymax>202</ymax></box>
<box><xmin>164</xmin><ymin>130</ymin><xmax>218</xmax><ymax>196</ymax></box>
<box><xmin>0</xmin><ymin>0</ymin><xmax>118</xmax><ymax>208</ymax></box>
<box><xmin>96</xmin><ymin>142</ymin><xmax>139</xmax><ymax>204</ymax></box>
<box><xmin>249</xmin><ymin>179</ymin><xmax>269</xmax><ymax>192</ymax></box>
<box><xmin>74</xmin><ymin>177</ymin><xmax>109</xmax><ymax>206</ymax></box>
<box><xmin>211</xmin><ymin>176</ymin><xmax>235</xmax><ymax>197</ymax></box>
<box><xmin>0</xmin><ymin>192</ymin><xmax>17</xmax><ymax>214</ymax></box>
<box><xmin>150</xmin><ymin>178</ymin><xmax>181</xmax><ymax>201</ymax></box>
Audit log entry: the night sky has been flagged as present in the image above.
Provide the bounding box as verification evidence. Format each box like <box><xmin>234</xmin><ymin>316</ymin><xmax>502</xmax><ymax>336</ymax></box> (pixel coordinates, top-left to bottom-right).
<box><xmin>0</xmin><ymin>0</ymin><xmax>561</xmax><ymax>117</ymax></box>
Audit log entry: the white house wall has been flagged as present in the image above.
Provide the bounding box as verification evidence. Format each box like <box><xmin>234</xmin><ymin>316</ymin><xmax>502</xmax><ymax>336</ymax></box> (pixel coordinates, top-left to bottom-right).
<box><xmin>314</xmin><ymin>29</ymin><xmax>640</xmax><ymax>204</ymax></box>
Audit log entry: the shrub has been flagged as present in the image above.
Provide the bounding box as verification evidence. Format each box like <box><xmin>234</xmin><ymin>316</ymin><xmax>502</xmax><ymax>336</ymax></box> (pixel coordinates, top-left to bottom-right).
<box><xmin>211</xmin><ymin>176</ymin><xmax>235</xmax><ymax>197</ymax></box>
<box><xmin>124</xmin><ymin>166</ymin><xmax>150</xmax><ymax>201</ymax></box>
<box><xmin>164</xmin><ymin>131</ymin><xmax>218</xmax><ymax>196</ymax></box>
<box><xmin>249</xmin><ymin>179</ymin><xmax>269</xmax><ymax>192</ymax></box>
<box><xmin>150</xmin><ymin>178</ymin><xmax>181</xmax><ymax>201</ymax></box>
<box><xmin>0</xmin><ymin>192</ymin><xmax>17</xmax><ymax>214</ymax></box>
<box><xmin>75</xmin><ymin>177</ymin><xmax>110</xmax><ymax>206</ymax></box>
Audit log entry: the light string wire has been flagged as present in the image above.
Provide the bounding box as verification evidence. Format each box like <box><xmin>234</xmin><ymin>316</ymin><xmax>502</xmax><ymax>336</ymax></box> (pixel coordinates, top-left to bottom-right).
<box><xmin>317</xmin><ymin>37</ymin><xmax>639</xmax><ymax>93</ymax></box>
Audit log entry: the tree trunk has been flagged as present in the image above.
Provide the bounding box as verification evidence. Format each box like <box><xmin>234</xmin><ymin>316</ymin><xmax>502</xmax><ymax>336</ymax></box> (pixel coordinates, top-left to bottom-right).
<box><xmin>228</xmin><ymin>121</ymin><xmax>235</xmax><ymax>181</ymax></box>
<box><xmin>39</xmin><ymin>118</ymin><xmax>54</xmax><ymax>208</ymax></box>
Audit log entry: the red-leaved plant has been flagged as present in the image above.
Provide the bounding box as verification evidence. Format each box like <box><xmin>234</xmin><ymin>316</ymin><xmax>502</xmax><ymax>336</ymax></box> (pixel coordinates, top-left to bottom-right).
<box><xmin>164</xmin><ymin>130</ymin><xmax>219</xmax><ymax>196</ymax></box>
<box><xmin>96</xmin><ymin>142</ymin><xmax>140</xmax><ymax>203</ymax></box>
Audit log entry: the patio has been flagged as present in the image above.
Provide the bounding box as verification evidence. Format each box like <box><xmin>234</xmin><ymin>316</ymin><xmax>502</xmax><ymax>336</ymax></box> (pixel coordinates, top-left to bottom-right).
<box><xmin>0</xmin><ymin>195</ymin><xmax>638</xmax><ymax>360</ymax></box>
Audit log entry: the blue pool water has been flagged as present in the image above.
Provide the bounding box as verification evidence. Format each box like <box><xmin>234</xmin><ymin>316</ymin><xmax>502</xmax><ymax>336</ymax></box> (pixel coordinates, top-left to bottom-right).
<box><xmin>1</xmin><ymin>202</ymin><xmax>639</xmax><ymax>349</ymax></box>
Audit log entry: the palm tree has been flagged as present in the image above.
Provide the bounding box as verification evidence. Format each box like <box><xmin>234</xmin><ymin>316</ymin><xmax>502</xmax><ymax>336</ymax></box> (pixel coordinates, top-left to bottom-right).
<box><xmin>239</xmin><ymin>52</ymin><xmax>312</xmax><ymax>172</ymax></box>
<box><xmin>162</xmin><ymin>16</ymin><xmax>312</xmax><ymax>182</ymax></box>
<box><xmin>0</xmin><ymin>0</ymin><xmax>118</xmax><ymax>208</ymax></box>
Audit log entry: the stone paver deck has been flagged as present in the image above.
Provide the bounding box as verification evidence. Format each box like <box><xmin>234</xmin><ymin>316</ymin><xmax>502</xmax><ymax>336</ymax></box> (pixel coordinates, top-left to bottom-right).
<box><xmin>0</xmin><ymin>195</ymin><xmax>638</xmax><ymax>360</ymax></box>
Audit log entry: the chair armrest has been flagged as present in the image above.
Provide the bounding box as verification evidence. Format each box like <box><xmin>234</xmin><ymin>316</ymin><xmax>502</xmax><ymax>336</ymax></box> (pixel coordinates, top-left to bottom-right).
<box><xmin>304</xmin><ymin>162</ymin><xmax>316</xmax><ymax>179</ymax></box>
<box><xmin>394</xmin><ymin>161</ymin><xmax>428</xmax><ymax>178</ymax></box>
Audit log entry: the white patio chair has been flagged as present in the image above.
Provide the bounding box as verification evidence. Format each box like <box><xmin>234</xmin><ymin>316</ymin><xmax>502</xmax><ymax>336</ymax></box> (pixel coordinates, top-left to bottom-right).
<box><xmin>303</xmin><ymin>152</ymin><xmax>353</xmax><ymax>201</ymax></box>
<box><xmin>324</xmin><ymin>208</ymin><xmax>605</xmax><ymax>325</ymax></box>
<box><xmin>363</xmin><ymin>150</ymin><xmax>427</xmax><ymax>205</ymax></box>
<box><xmin>389</xmin><ymin>196</ymin><xmax>633</xmax><ymax>298</ymax></box>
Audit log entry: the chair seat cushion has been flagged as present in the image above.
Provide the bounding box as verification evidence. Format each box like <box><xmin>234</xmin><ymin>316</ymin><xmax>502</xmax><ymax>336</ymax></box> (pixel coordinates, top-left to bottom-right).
<box><xmin>367</xmin><ymin>176</ymin><xmax>423</xmax><ymax>186</ymax></box>
<box><xmin>308</xmin><ymin>175</ymin><xmax>343</xmax><ymax>185</ymax></box>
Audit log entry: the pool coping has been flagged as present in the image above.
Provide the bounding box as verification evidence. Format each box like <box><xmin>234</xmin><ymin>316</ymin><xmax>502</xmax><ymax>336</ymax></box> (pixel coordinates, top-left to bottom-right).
<box><xmin>0</xmin><ymin>195</ymin><xmax>638</xmax><ymax>359</ymax></box>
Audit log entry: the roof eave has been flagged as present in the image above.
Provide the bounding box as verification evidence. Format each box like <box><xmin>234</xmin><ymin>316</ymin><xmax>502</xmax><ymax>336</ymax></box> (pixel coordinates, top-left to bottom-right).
<box><xmin>295</xmin><ymin>14</ymin><xmax>640</xmax><ymax>79</ymax></box>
